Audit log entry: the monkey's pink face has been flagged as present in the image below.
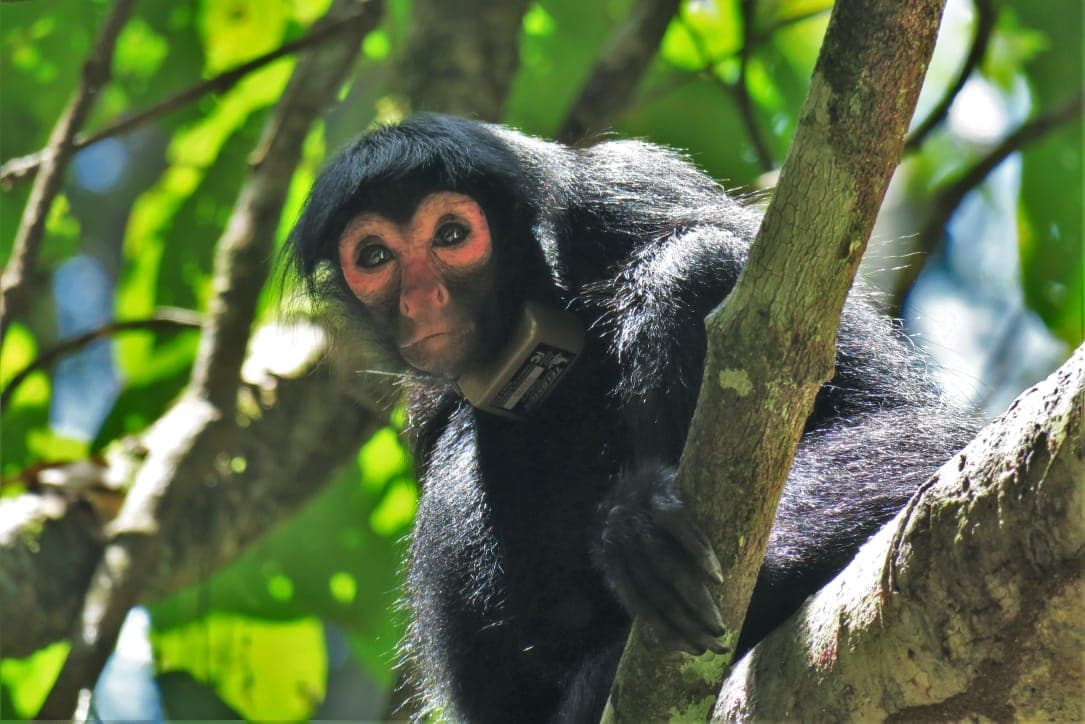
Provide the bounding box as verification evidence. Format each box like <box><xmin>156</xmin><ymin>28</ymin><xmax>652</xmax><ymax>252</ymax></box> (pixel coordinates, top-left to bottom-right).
<box><xmin>338</xmin><ymin>192</ymin><xmax>494</xmax><ymax>378</ymax></box>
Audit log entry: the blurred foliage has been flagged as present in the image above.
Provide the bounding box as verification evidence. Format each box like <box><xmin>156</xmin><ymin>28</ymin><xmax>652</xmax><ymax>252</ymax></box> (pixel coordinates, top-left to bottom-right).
<box><xmin>0</xmin><ymin>0</ymin><xmax>1080</xmax><ymax>718</ymax></box>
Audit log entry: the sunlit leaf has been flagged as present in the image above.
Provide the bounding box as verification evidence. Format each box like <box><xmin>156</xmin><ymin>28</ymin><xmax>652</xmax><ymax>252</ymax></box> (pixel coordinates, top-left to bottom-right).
<box><xmin>660</xmin><ymin>20</ymin><xmax>707</xmax><ymax>71</ymax></box>
<box><xmin>152</xmin><ymin>613</ymin><xmax>326</xmax><ymax>721</ymax></box>
<box><xmin>291</xmin><ymin>0</ymin><xmax>334</xmax><ymax>25</ymax></box>
<box><xmin>359</xmin><ymin>427</ymin><xmax>412</xmax><ymax>492</ymax></box>
<box><xmin>0</xmin><ymin>641</ymin><xmax>69</xmax><ymax>720</ymax></box>
<box><xmin>26</xmin><ymin>430</ymin><xmax>89</xmax><ymax>463</ymax></box>
<box><xmin>744</xmin><ymin>56</ymin><xmax>784</xmax><ymax>113</ymax></box>
<box><xmin>523</xmin><ymin>4</ymin><xmax>557</xmax><ymax>37</ymax></box>
<box><xmin>0</xmin><ymin>324</ymin><xmax>51</xmax><ymax>474</ymax></box>
<box><xmin>114</xmin><ymin>18</ymin><xmax>170</xmax><ymax>81</ymax></box>
<box><xmin>753</xmin><ymin>0</ymin><xmax>832</xmax><ymax>32</ymax></box>
<box><xmin>681</xmin><ymin>0</ymin><xmax>741</xmax><ymax>62</ymax></box>
<box><xmin>198</xmin><ymin>0</ymin><xmax>289</xmax><ymax>73</ymax></box>
<box><xmin>370</xmin><ymin>476</ymin><xmax>418</xmax><ymax>536</ymax></box>
<box><xmin>363</xmin><ymin>29</ymin><xmax>391</xmax><ymax>59</ymax></box>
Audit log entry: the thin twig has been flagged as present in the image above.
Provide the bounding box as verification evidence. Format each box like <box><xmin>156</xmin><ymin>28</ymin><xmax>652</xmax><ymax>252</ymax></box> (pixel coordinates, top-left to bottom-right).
<box><xmin>557</xmin><ymin>0</ymin><xmax>681</xmax><ymax>145</ymax></box>
<box><xmin>636</xmin><ymin>7</ymin><xmax>828</xmax><ymax>114</ymax></box>
<box><xmin>905</xmin><ymin>0</ymin><xmax>996</xmax><ymax>153</ymax></box>
<box><xmin>0</xmin><ymin>0</ymin><xmax>137</xmax><ymax>350</ymax></box>
<box><xmin>753</xmin><ymin>6</ymin><xmax>832</xmax><ymax>42</ymax></box>
<box><xmin>672</xmin><ymin>8</ymin><xmax>774</xmax><ymax>171</ymax></box>
<box><xmin>0</xmin><ymin>8</ymin><xmax>374</xmax><ymax>187</ymax></box>
<box><xmin>736</xmin><ymin>0</ymin><xmax>774</xmax><ymax>171</ymax></box>
<box><xmin>890</xmin><ymin>93</ymin><xmax>1085</xmax><ymax>316</ymax></box>
<box><xmin>0</xmin><ymin>309</ymin><xmax>201</xmax><ymax>410</ymax></box>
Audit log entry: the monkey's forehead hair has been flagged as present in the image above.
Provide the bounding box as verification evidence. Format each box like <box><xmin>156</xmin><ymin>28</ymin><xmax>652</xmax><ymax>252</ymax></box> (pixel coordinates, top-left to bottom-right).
<box><xmin>287</xmin><ymin>114</ymin><xmax>532</xmax><ymax>282</ymax></box>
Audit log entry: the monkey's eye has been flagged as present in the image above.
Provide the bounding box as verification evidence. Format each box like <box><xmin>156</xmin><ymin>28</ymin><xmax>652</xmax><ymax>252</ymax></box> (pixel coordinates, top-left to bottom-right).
<box><xmin>355</xmin><ymin>242</ymin><xmax>392</xmax><ymax>269</ymax></box>
<box><xmin>433</xmin><ymin>221</ymin><xmax>469</xmax><ymax>248</ymax></box>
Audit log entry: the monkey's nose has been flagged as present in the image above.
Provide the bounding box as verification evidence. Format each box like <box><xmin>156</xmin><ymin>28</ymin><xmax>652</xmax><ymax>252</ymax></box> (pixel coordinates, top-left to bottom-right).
<box><xmin>399</xmin><ymin>280</ymin><xmax>449</xmax><ymax>319</ymax></box>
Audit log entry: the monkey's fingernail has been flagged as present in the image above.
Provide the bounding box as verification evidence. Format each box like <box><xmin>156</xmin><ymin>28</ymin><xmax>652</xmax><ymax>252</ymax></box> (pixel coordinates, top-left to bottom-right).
<box><xmin>709</xmin><ymin>607</ymin><xmax>725</xmax><ymax>635</ymax></box>
<box><xmin>707</xmin><ymin>548</ymin><xmax>724</xmax><ymax>584</ymax></box>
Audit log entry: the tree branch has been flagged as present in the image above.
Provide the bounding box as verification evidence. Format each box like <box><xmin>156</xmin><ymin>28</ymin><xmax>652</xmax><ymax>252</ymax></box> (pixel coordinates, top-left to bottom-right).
<box><xmin>905</xmin><ymin>0</ymin><xmax>996</xmax><ymax>153</ymax></box>
<box><xmin>556</xmin><ymin>0</ymin><xmax>681</xmax><ymax>145</ymax></box>
<box><xmin>0</xmin><ymin>308</ymin><xmax>201</xmax><ymax>410</ymax></box>
<box><xmin>889</xmin><ymin>92</ymin><xmax>1085</xmax><ymax>317</ymax></box>
<box><xmin>735</xmin><ymin>0</ymin><xmax>775</xmax><ymax>172</ymax></box>
<box><xmin>34</xmin><ymin>1</ymin><xmax>382</xmax><ymax>716</ymax></box>
<box><xmin>3</xmin><ymin>325</ymin><xmax>389</xmax><ymax>661</ymax></box>
<box><xmin>0</xmin><ymin>0</ymin><xmax>136</xmax><ymax>350</ymax></box>
<box><xmin>0</xmin><ymin>8</ymin><xmax>379</xmax><ymax>188</ymax></box>
<box><xmin>604</xmin><ymin>0</ymin><xmax>948</xmax><ymax>719</ymax></box>
<box><xmin>715</xmin><ymin>344</ymin><xmax>1085</xmax><ymax>720</ymax></box>
<box><xmin>190</xmin><ymin>0</ymin><xmax>383</xmax><ymax>412</ymax></box>
<box><xmin>400</xmin><ymin>0</ymin><xmax>531</xmax><ymax>120</ymax></box>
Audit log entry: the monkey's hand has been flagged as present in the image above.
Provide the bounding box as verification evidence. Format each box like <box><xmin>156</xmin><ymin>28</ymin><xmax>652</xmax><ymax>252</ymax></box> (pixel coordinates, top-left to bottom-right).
<box><xmin>592</xmin><ymin>462</ymin><xmax>728</xmax><ymax>655</ymax></box>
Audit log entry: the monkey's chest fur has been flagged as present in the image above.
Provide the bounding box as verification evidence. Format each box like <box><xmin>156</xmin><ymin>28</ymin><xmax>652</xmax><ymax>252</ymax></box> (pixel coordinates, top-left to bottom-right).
<box><xmin>404</xmin><ymin>343</ymin><xmax>629</xmax><ymax>712</ymax></box>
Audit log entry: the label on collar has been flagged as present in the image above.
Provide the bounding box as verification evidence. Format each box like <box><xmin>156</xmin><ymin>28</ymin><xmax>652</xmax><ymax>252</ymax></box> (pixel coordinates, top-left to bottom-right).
<box><xmin>456</xmin><ymin>301</ymin><xmax>584</xmax><ymax>419</ymax></box>
<box><xmin>489</xmin><ymin>344</ymin><xmax>578</xmax><ymax>416</ymax></box>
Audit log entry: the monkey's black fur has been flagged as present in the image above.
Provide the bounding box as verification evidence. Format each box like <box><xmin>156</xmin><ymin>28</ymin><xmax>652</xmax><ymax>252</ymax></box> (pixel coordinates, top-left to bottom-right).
<box><xmin>288</xmin><ymin>115</ymin><xmax>976</xmax><ymax>722</ymax></box>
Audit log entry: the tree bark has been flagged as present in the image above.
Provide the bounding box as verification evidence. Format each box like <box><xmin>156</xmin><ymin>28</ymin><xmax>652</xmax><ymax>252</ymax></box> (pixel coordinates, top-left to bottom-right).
<box><xmin>715</xmin><ymin>344</ymin><xmax>1085</xmax><ymax>721</ymax></box>
<box><xmin>400</xmin><ymin>0</ymin><xmax>531</xmax><ymax>120</ymax></box>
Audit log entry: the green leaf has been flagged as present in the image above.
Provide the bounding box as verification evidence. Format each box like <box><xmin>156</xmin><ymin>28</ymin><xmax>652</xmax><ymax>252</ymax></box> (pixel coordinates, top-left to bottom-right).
<box><xmin>506</xmin><ymin>0</ymin><xmax>636</xmax><ymax>133</ymax></box>
<box><xmin>152</xmin><ymin>613</ymin><xmax>326</xmax><ymax>721</ymax></box>
<box><xmin>92</xmin><ymin>331</ymin><xmax>199</xmax><ymax>450</ymax></box>
<box><xmin>0</xmin><ymin>324</ymin><xmax>51</xmax><ymax>475</ymax></box>
<box><xmin>985</xmin><ymin>9</ymin><xmax>1050</xmax><ymax>91</ymax></box>
<box><xmin>523</xmin><ymin>4</ymin><xmax>557</xmax><ymax>37</ymax></box>
<box><xmin>114</xmin><ymin>17</ymin><xmax>170</xmax><ymax>82</ymax></box>
<box><xmin>0</xmin><ymin>641</ymin><xmax>69</xmax><ymax>720</ymax></box>
<box><xmin>362</xmin><ymin>29</ymin><xmax>391</xmax><ymax>59</ymax></box>
<box><xmin>198</xmin><ymin>0</ymin><xmax>289</xmax><ymax>74</ymax></box>
<box><xmin>26</xmin><ymin>431</ymin><xmax>89</xmax><ymax>463</ymax></box>
<box><xmin>660</xmin><ymin>19</ymin><xmax>708</xmax><ymax>71</ymax></box>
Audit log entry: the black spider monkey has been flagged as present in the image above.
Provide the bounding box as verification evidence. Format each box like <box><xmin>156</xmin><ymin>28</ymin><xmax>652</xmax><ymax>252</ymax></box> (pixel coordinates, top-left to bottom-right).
<box><xmin>287</xmin><ymin>114</ymin><xmax>976</xmax><ymax>722</ymax></box>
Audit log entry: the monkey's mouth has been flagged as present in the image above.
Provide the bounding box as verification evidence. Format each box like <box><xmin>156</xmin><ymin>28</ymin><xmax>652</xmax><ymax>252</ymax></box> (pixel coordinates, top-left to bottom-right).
<box><xmin>399</xmin><ymin>328</ymin><xmax>474</xmax><ymax>377</ymax></box>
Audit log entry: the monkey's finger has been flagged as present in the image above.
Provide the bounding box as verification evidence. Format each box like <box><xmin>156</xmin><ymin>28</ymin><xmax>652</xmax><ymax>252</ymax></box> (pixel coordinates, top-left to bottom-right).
<box><xmin>645</xmin><ymin>532</ymin><xmax>726</xmax><ymax>640</ymax></box>
<box><xmin>625</xmin><ymin>548</ymin><xmax>725</xmax><ymax>655</ymax></box>
<box><xmin>653</xmin><ymin>504</ymin><xmax>724</xmax><ymax>585</ymax></box>
<box><xmin>604</xmin><ymin>547</ymin><xmax>699</xmax><ymax>653</ymax></box>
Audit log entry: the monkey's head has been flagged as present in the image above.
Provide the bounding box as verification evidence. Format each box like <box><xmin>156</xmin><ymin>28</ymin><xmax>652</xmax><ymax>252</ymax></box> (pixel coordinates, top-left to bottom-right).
<box><xmin>288</xmin><ymin>115</ymin><xmax>554</xmax><ymax>380</ymax></box>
